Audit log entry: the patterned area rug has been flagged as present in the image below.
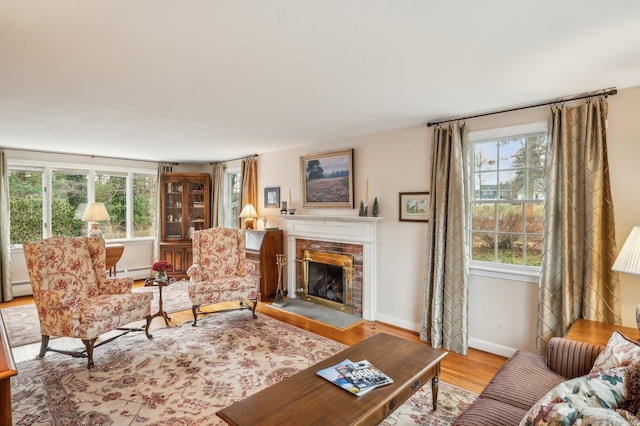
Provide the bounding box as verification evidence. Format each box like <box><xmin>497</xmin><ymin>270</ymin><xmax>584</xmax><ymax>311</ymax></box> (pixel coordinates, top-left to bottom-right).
<box><xmin>11</xmin><ymin>312</ymin><xmax>477</xmax><ymax>425</ymax></box>
<box><xmin>1</xmin><ymin>280</ymin><xmax>193</xmax><ymax>348</ymax></box>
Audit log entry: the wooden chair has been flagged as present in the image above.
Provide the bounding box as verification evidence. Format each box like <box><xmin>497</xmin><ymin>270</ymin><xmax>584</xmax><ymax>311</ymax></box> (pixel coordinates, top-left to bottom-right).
<box><xmin>23</xmin><ymin>236</ymin><xmax>153</xmax><ymax>368</ymax></box>
<box><xmin>187</xmin><ymin>227</ymin><xmax>259</xmax><ymax>326</ymax></box>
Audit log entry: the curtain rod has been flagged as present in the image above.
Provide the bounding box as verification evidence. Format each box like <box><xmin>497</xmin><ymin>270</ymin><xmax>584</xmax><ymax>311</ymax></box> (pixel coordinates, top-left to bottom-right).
<box><xmin>426</xmin><ymin>87</ymin><xmax>618</xmax><ymax>127</ymax></box>
<box><xmin>210</xmin><ymin>154</ymin><xmax>258</xmax><ymax>165</ymax></box>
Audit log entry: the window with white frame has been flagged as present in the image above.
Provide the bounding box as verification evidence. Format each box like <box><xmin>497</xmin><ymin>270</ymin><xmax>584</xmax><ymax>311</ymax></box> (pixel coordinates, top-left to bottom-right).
<box><xmin>50</xmin><ymin>168</ymin><xmax>88</xmax><ymax>238</ymax></box>
<box><xmin>8</xmin><ymin>168</ymin><xmax>44</xmax><ymax>244</ymax></box>
<box><xmin>132</xmin><ymin>173</ymin><xmax>157</xmax><ymax>238</ymax></box>
<box><xmin>223</xmin><ymin>168</ymin><xmax>241</xmax><ymax>229</ymax></box>
<box><xmin>469</xmin><ymin>123</ymin><xmax>547</xmax><ymax>268</ymax></box>
<box><xmin>8</xmin><ymin>162</ymin><xmax>157</xmax><ymax>246</ymax></box>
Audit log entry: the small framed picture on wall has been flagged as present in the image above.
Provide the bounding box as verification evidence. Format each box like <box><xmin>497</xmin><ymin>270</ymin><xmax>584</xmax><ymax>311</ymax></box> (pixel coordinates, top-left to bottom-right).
<box><xmin>264</xmin><ymin>187</ymin><xmax>280</xmax><ymax>208</ymax></box>
<box><xmin>399</xmin><ymin>192</ymin><xmax>429</xmax><ymax>222</ymax></box>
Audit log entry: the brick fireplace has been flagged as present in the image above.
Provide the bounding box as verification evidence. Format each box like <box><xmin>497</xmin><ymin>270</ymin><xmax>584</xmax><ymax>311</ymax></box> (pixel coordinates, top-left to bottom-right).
<box><xmin>297</xmin><ymin>241</ymin><xmax>362</xmax><ymax>315</ymax></box>
<box><xmin>281</xmin><ymin>215</ymin><xmax>381</xmax><ymax>320</ymax></box>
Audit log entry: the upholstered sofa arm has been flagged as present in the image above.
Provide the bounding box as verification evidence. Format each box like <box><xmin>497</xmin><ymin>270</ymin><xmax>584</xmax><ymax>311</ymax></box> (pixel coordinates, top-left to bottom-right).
<box><xmin>187</xmin><ymin>264</ymin><xmax>202</xmax><ymax>282</ymax></box>
<box><xmin>238</xmin><ymin>260</ymin><xmax>256</xmax><ymax>277</ymax></box>
<box><xmin>40</xmin><ymin>289</ymin><xmax>79</xmax><ymax>309</ymax></box>
<box><xmin>546</xmin><ymin>337</ymin><xmax>604</xmax><ymax>379</ymax></box>
<box><xmin>99</xmin><ymin>276</ymin><xmax>134</xmax><ymax>294</ymax></box>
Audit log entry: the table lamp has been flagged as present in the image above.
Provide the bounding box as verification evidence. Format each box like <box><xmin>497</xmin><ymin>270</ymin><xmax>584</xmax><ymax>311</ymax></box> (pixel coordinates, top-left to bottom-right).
<box><xmin>239</xmin><ymin>203</ymin><xmax>258</xmax><ymax>230</ymax></box>
<box><xmin>612</xmin><ymin>226</ymin><xmax>640</xmax><ymax>332</ymax></box>
<box><xmin>82</xmin><ymin>202</ymin><xmax>111</xmax><ymax>238</ymax></box>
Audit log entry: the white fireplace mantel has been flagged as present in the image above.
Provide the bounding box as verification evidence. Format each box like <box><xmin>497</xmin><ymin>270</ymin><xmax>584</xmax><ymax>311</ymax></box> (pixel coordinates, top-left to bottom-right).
<box><xmin>280</xmin><ymin>215</ymin><xmax>382</xmax><ymax>320</ymax></box>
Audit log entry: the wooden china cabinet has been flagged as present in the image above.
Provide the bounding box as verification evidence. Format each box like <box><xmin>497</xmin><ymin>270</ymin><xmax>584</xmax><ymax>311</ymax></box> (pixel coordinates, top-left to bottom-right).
<box><xmin>159</xmin><ymin>173</ymin><xmax>211</xmax><ymax>279</ymax></box>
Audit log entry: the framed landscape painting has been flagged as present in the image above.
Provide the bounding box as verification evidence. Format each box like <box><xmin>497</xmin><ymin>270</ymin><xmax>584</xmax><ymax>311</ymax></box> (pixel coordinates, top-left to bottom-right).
<box><xmin>399</xmin><ymin>192</ymin><xmax>429</xmax><ymax>222</ymax></box>
<box><xmin>301</xmin><ymin>149</ymin><xmax>354</xmax><ymax>208</ymax></box>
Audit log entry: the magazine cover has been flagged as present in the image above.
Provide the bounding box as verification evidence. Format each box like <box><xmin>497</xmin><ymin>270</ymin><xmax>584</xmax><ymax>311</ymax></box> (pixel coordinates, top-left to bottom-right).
<box><xmin>316</xmin><ymin>359</ymin><xmax>374</xmax><ymax>396</ymax></box>
<box><xmin>335</xmin><ymin>360</ymin><xmax>393</xmax><ymax>391</ymax></box>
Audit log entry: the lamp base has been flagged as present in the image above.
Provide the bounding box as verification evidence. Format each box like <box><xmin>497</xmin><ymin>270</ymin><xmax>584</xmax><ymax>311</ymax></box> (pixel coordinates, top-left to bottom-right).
<box><xmin>88</xmin><ymin>223</ymin><xmax>102</xmax><ymax>238</ymax></box>
<box><xmin>636</xmin><ymin>305</ymin><xmax>640</xmax><ymax>334</ymax></box>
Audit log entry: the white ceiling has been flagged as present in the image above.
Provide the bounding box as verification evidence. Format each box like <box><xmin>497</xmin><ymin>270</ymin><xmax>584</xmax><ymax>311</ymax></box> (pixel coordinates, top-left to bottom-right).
<box><xmin>1</xmin><ymin>1</ymin><xmax>640</xmax><ymax>163</ymax></box>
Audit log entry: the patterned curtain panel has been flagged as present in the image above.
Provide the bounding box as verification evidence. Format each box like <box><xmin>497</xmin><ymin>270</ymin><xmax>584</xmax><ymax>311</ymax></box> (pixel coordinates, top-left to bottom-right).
<box><xmin>240</xmin><ymin>157</ymin><xmax>258</xmax><ymax>227</ymax></box>
<box><xmin>211</xmin><ymin>163</ymin><xmax>224</xmax><ymax>227</ymax></box>
<box><xmin>420</xmin><ymin>122</ymin><xmax>470</xmax><ymax>355</ymax></box>
<box><xmin>537</xmin><ymin>99</ymin><xmax>621</xmax><ymax>353</ymax></box>
<box><xmin>0</xmin><ymin>150</ymin><xmax>12</xmax><ymax>302</ymax></box>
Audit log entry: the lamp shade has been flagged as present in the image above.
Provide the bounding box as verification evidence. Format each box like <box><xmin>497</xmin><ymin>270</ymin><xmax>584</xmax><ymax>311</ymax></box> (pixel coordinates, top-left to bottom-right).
<box><xmin>612</xmin><ymin>226</ymin><xmax>640</xmax><ymax>274</ymax></box>
<box><xmin>82</xmin><ymin>202</ymin><xmax>111</xmax><ymax>222</ymax></box>
<box><xmin>239</xmin><ymin>203</ymin><xmax>258</xmax><ymax>219</ymax></box>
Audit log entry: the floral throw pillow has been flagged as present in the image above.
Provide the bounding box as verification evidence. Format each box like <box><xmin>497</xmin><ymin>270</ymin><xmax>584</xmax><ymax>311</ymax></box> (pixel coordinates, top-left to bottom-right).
<box><xmin>591</xmin><ymin>331</ymin><xmax>640</xmax><ymax>374</ymax></box>
<box><xmin>520</xmin><ymin>366</ymin><xmax>628</xmax><ymax>426</ymax></box>
<box><xmin>579</xmin><ymin>407</ymin><xmax>639</xmax><ymax>426</ymax></box>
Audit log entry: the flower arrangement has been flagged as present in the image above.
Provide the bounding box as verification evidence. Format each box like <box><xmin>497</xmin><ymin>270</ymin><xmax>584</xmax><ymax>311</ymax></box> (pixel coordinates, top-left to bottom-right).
<box><xmin>152</xmin><ymin>260</ymin><xmax>173</xmax><ymax>272</ymax></box>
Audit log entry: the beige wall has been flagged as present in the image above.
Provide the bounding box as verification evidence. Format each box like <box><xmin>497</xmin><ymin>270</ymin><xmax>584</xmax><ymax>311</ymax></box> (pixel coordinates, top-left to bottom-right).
<box><xmin>258</xmin><ymin>85</ymin><xmax>640</xmax><ymax>356</ymax></box>
<box><xmin>608</xmin><ymin>85</ymin><xmax>640</xmax><ymax>327</ymax></box>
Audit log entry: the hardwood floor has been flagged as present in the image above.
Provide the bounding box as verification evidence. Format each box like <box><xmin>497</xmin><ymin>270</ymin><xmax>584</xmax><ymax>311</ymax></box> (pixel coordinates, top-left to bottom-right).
<box><xmin>0</xmin><ymin>286</ymin><xmax>506</xmax><ymax>395</ymax></box>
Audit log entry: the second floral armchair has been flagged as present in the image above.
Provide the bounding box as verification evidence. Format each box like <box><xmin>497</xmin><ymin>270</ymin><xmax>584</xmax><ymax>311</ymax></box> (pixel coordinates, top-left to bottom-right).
<box><xmin>186</xmin><ymin>227</ymin><xmax>259</xmax><ymax>326</ymax></box>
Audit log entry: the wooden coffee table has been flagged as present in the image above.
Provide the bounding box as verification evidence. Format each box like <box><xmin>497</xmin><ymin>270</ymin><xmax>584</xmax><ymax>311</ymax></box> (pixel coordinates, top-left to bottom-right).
<box><xmin>217</xmin><ymin>333</ymin><xmax>447</xmax><ymax>425</ymax></box>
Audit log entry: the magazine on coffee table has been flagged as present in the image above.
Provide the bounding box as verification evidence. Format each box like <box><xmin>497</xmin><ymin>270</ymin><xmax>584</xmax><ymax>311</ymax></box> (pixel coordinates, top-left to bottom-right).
<box><xmin>317</xmin><ymin>359</ymin><xmax>393</xmax><ymax>396</ymax></box>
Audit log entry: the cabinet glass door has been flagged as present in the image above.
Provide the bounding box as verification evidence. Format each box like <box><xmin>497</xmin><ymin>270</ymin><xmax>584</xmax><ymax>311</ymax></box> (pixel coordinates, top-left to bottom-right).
<box><xmin>164</xmin><ymin>180</ymin><xmax>184</xmax><ymax>240</ymax></box>
<box><xmin>188</xmin><ymin>180</ymin><xmax>207</xmax><ymax>239</ymax></box>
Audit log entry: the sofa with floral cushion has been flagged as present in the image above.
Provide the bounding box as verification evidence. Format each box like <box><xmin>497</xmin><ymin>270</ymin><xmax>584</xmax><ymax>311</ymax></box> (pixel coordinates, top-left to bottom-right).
<box><xmin>453</xmin><ymin>331</ymin><xmax>640</xmax><ymax>425</ymax></box>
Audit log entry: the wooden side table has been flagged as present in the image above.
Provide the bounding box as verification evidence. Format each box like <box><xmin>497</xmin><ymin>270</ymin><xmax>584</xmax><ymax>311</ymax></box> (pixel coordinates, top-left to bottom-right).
<box><xmin>105</xmin><ymin>244</ymin><xmax>124</xmax><ymax>276</ymax></box>
<box><xmin>144</xmin><ymin>277</ymin><xmax>176</xmax><ymax>326</ymax></box>
<box><xmin>565</xmin><ymin>319</ymin><xmax>639</xmax><ymax>345</ymax></box>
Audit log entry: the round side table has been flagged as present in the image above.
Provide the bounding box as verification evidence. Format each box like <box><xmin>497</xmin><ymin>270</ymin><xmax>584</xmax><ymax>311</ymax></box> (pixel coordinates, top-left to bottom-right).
<box><xmin>144</xmin><ymin>277</ymin><xmax>176</xmax><ymax>326</ymax></box>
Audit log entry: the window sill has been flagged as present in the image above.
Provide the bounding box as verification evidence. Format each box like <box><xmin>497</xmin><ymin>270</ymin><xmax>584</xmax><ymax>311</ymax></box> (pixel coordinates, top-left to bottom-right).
<box><xmin>470</xmin><ymin>262</ymin><xmax>540</xmax><ymax>284</ymax></box>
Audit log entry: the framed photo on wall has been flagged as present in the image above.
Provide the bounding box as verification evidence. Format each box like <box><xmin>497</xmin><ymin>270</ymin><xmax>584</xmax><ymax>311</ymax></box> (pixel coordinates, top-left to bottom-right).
<box><xmin>264</xmin><ymin>187</ymin><xmax>280</xmax><ymax>208</ymax></box>
<box><xmin>399</xmin><ymin>192</ymin><xmax>429</xmax><ymax>222</ymax></box>
<box><xmin>301</xmin><ymin>149</ymin><xmax>354</xmax><ymax>208</ymax></box>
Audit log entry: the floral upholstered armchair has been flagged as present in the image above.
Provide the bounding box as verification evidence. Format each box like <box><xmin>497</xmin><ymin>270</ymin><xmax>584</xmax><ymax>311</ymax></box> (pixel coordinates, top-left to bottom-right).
<box><xmin>187</xmin><ymin>227</ymin><xmax>259</xmax><ymax>326</ymax></box>
<box><xmin>23</xmin><ymin>236</ymin><xmax>153</xmax><ymax>368</ymax></box>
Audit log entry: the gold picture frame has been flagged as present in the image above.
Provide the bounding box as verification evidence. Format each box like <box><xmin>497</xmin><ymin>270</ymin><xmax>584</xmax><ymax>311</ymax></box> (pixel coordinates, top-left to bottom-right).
<box><xmin>301</xmin><ymin>149</ymin><xmax>354</xmax><ymax>208</ymax></box>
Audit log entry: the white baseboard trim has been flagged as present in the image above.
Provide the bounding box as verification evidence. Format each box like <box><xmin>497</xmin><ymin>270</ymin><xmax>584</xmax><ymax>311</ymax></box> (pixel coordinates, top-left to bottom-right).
<box><xmin>374</xmin><ymin>313</ymin><xmax>421</xmax><ymax>333</ymax></box>
<box><xmin>119</xmin><ymin>267</ymin><xmax>152</xmax><ymax>280</ymax></box>
<box><xmin>10</xmin><ymin>282</ymin><xmax>33</xmax><ymax>298</ymax></box>
<box><xmin>369</xmin><ymin>313</ymin><xmax>518</xmax><ymax>358</ymax></box>
<box><xmin>469</xmin><ymin>337</ymin><xmax>517</xmax><ymax>358</ymax></box>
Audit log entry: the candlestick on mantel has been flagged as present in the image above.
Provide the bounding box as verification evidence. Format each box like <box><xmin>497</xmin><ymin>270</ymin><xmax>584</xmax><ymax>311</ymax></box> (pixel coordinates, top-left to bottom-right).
<box><xmin>289</xmin><ymin>188</ymin><xmax>292</xmax><ymax>204</ymax></box>
<box><xmin>365</xmin><ymin>179</ymin><xmax>368</xmax><ymax>200</ymax></box>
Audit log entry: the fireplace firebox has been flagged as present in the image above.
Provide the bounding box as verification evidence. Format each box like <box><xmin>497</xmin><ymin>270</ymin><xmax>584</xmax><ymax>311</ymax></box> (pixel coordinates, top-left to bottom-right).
<box><xmin>299</xmin><ymin>249</ymin><xmax>354</xmax><ymax>314</ymax></box>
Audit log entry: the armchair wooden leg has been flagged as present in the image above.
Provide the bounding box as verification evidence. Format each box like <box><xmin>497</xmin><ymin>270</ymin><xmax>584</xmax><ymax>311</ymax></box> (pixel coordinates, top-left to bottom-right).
<box><xmin>82</xmin><ymin>338</ymin><xmax>97</xmax><ymax>369</ymax></box>
<box><xmin>38</xmin><ymin>335</ymin><xmax>50</xmax><ymax>358</ymax></box>
<box><xmin>144</xmin><ymin>315</ymin><xmax>153</xmax><ymax>339</ymax></box>
<box><xmin>192</xmin><ymin>304</ymin><xmax>201</xmax><ymax>326</ymax></box>
<box><xmin>250</xmin><ymin>298</ymin><xmax>258</xmax><ymax>319</ymax></box>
